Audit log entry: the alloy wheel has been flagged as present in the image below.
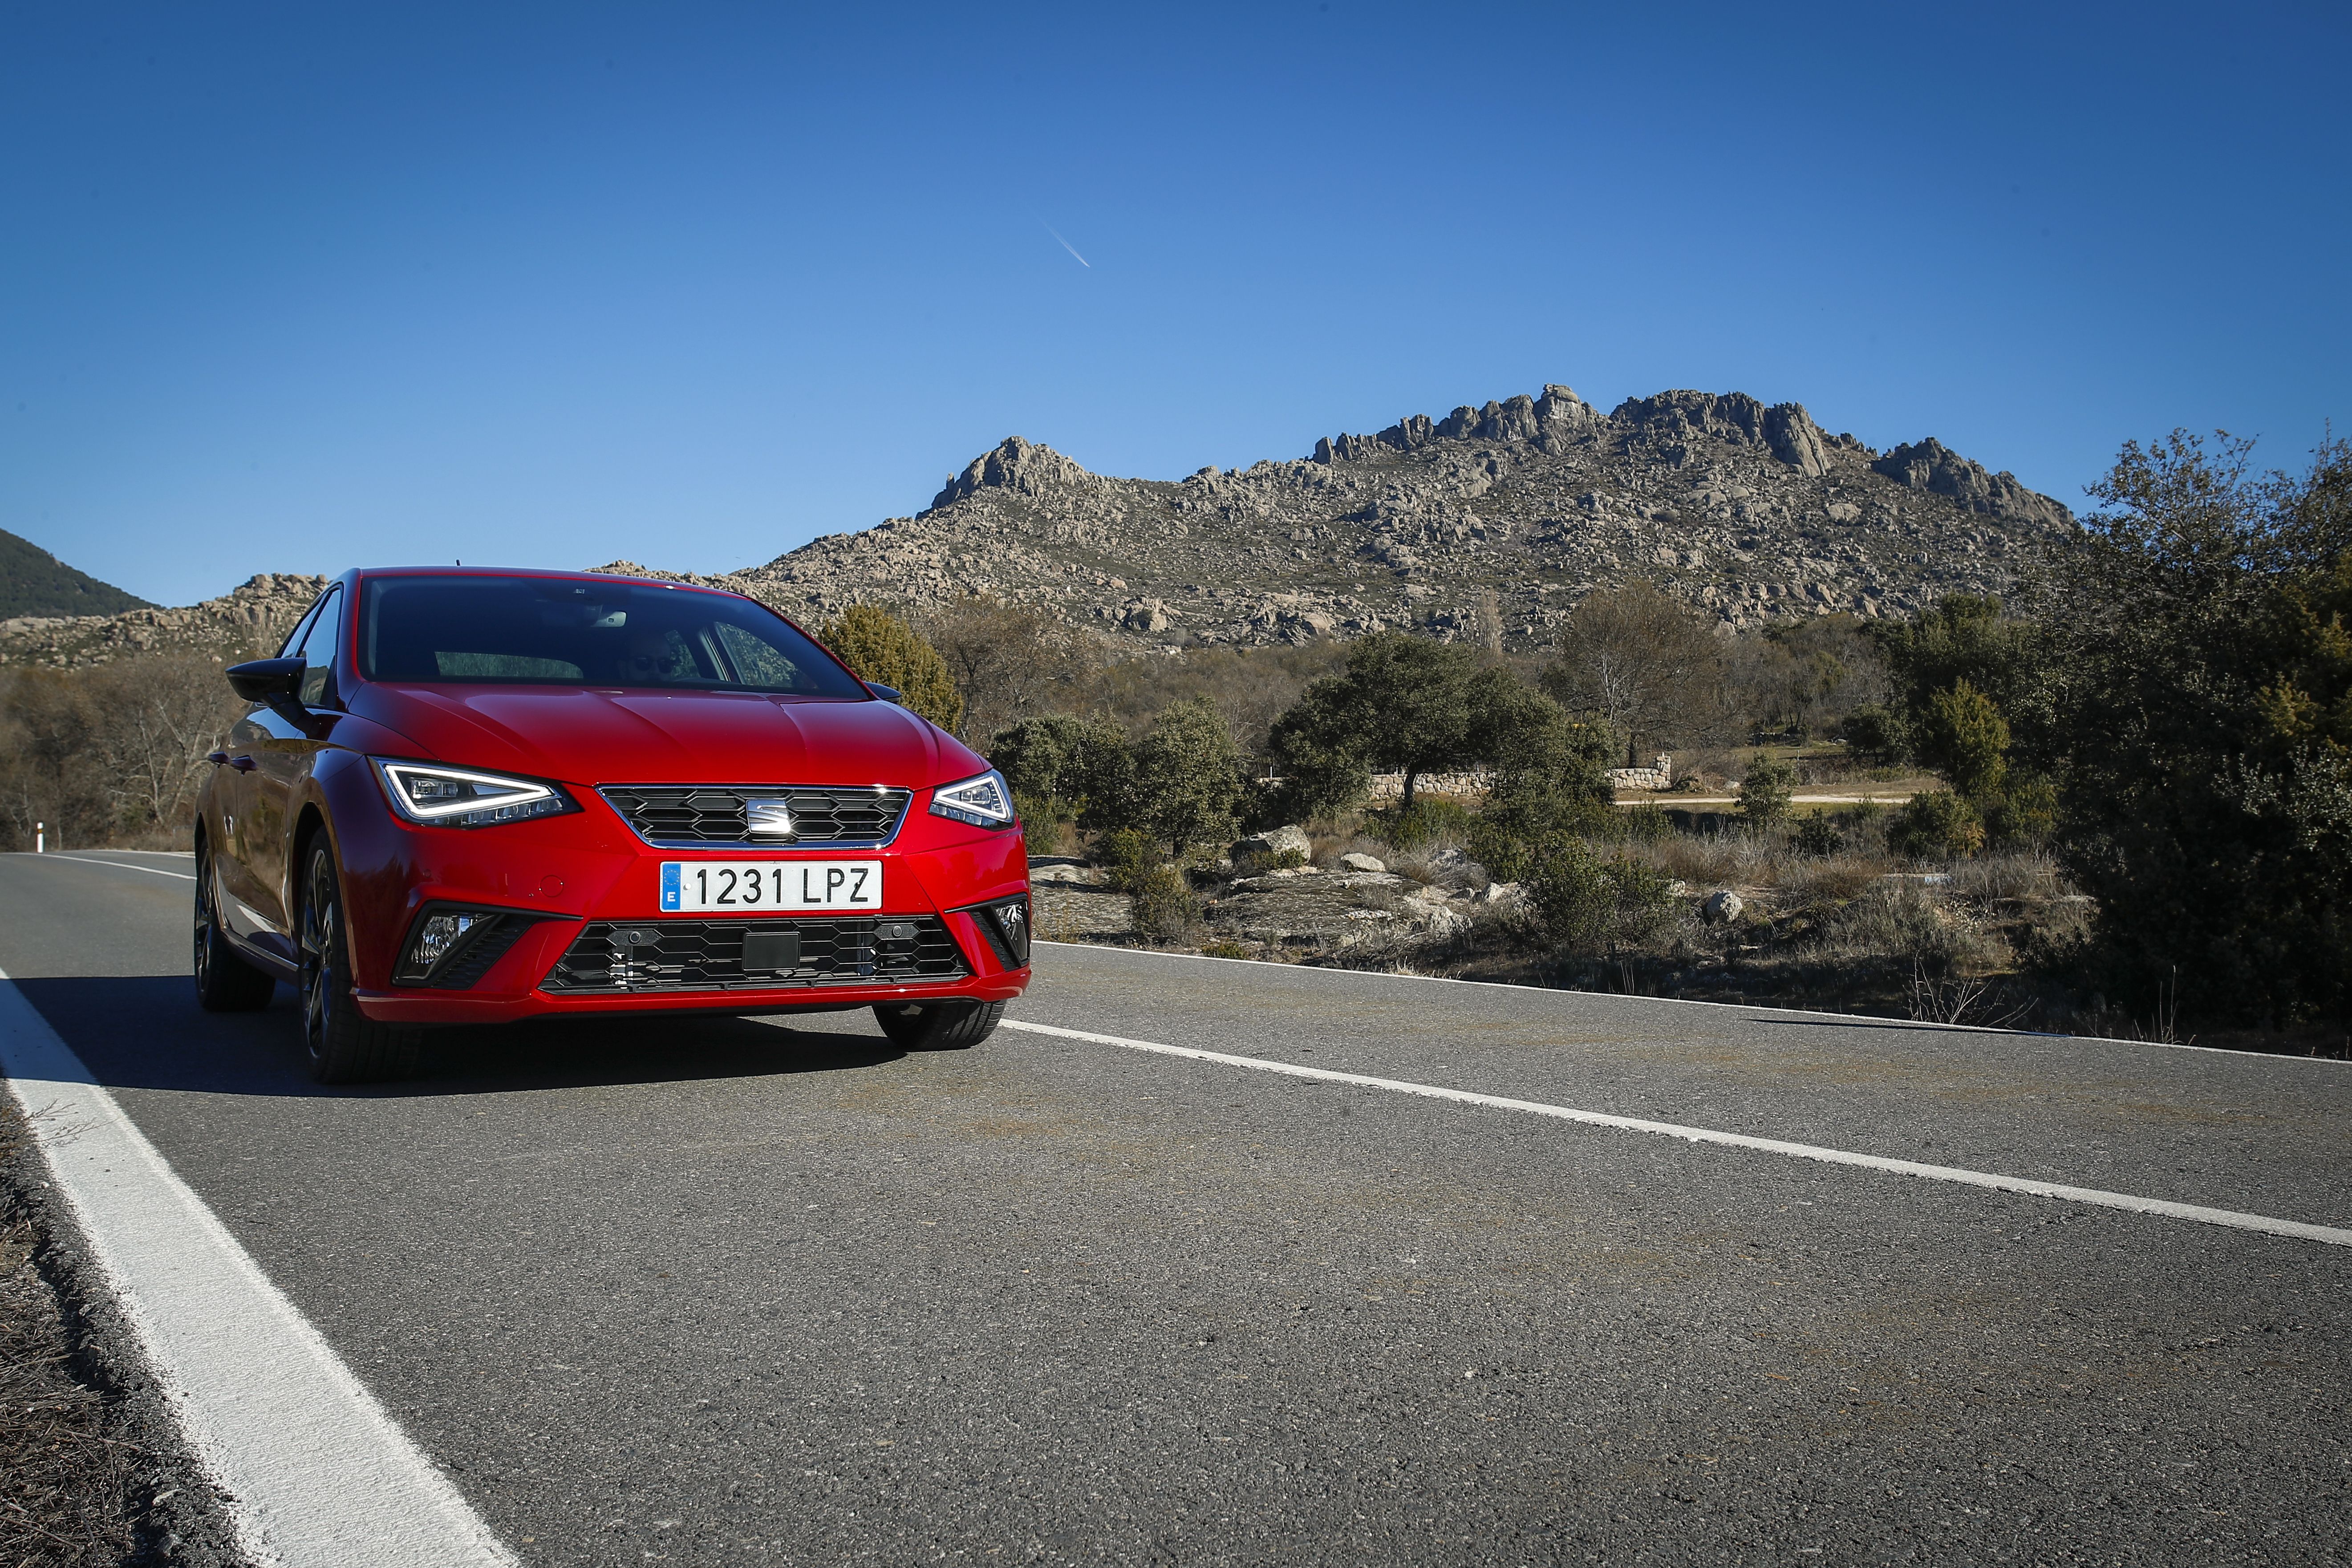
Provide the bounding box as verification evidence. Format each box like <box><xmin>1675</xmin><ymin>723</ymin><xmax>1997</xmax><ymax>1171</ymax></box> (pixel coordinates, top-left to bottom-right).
<box><xmin>193</xmin><ymin>859</ymin><xmax>216</xmax><ymax>989</ymax></box>
<box><xmin>298</xmin><ymin>851</ymin><xmax>337</xmax><ymax>1062</ymax></box>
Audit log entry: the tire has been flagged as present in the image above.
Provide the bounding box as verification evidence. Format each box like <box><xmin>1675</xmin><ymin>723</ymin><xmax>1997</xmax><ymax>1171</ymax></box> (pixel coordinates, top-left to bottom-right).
<box><xmin>297</xmin><ymin>841</ymin><xmax>422</xmax><ymax>1084</ymax></box>
<box><xmin>872</xmin><ymin>999</ymin><xmax>1006</xmax><ymax>1051</ymax></box>
<box><xmin>193</xmin><ymin>851</ymin><xmax>276</xmax><ymax>1013</ymax></box>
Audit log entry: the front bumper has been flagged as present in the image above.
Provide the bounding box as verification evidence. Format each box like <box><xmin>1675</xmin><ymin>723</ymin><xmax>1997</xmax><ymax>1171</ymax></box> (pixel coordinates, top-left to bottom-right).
<box><xmin>335</xmin><ymin>787</ymin><xmax>1030</xmax><ymax>1025</ymax></box>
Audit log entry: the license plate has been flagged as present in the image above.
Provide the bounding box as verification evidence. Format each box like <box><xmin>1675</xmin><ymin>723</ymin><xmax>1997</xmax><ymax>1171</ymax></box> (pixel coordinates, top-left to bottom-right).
<box><xmin>659</xmin><ymin>860</ymin><xmax>881</xmax><ymax>912</ymax></box>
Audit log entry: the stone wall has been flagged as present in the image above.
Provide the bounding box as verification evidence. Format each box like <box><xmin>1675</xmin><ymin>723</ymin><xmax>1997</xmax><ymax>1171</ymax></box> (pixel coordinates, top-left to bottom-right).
<box><xmin>1605</xmin><ymin>754</ymin><xmax>1673</xmax><ymax>791</ymax></box>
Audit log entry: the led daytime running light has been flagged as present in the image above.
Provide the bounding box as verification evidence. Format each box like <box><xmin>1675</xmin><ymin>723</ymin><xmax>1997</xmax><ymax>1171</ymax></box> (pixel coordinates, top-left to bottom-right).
<box><xmin>372</xmin><ymin>759</ymin><xmax>575</xmax><ymax>829</ymax></box>
<box><xmin>929</xmin><ymin>769</ymin><xmax>1014</xmax><ymax>829</ymax></box>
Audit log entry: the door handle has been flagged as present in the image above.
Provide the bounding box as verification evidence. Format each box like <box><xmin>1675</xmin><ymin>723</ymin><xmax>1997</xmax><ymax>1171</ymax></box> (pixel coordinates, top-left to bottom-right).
<box><xmin>230</xmin><ymin>755</ymin><xmax>257</xmax><ymax>772</ymax></box>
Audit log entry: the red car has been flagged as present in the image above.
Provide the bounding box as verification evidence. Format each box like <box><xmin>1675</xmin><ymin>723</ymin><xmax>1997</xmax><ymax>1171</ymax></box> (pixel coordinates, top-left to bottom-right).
<box><xmin>193</xmin><ymin>568</ymin><xmax>1030</xmax><ymax>1082</ymax></box>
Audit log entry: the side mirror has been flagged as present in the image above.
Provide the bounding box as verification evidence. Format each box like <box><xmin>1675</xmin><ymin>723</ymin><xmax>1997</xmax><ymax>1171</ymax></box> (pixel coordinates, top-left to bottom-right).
<box><xmin>864</xmin><ymin>681</ymin><xmax>903</xmax><ymax>703</ymax></box>
<box><xmin>226</xmin><ymin>657</ymin><xmax>303</xmax><ymax>702</ymax></box>
<box><xmin>226</xmin><ymin>657</ymin><xmax>316</xmax><ymax>732</ymax></box>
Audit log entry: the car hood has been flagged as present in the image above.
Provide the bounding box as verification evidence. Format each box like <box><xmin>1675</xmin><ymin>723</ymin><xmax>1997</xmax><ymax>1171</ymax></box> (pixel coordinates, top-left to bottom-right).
<box><xmin>348</xmin><ymin>684</ymin><xmax>984</xmax><ymax>789</ymax></box>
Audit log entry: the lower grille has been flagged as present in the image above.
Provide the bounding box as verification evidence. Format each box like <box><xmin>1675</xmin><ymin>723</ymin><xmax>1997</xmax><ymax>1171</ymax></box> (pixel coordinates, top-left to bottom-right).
<box><xmin>539</xmin><ymin>916</ymin><xmax>968</xmax><ymax>994</ymax></box>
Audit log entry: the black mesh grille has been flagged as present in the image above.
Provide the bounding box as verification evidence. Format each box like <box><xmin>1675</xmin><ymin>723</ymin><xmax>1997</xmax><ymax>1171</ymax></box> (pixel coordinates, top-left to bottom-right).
<box><xmin>599</xmin><ymin>786</ymin><xmax>912</xmax><ymax>847</ymax></box>
<box><xmin>539</xmin><ymin>916</ymin><xmax>967</xmax><ymax>993</ymax></box>
<box><xmin>428</xmin><ymin>917</ymin><xmax>534</xmax><ymax>989</ymax></box>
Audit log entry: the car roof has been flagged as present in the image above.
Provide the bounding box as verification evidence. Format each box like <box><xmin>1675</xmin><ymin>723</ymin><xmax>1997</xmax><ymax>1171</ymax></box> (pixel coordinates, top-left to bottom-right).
<box><xmin>348</xmin><ymin>566</ymin><xmax>744</xmax><ymax>600</ymax></box>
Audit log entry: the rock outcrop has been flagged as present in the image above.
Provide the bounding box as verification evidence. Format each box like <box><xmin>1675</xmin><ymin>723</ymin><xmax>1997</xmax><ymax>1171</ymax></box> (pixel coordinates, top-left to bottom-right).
<box><xmin>0</xmin><ymin>573</ymin><xmax>327</xmax><ymax>668</ymax></box>
<box><xmin>2</xmin><ymin>381</ymin><xmax>2079</xmax><ymax>668</ymax></box>
<box><xmin>711</xmin><ymin>381</ymin><xmax>2075</xmax><ymax>647</ymax></box>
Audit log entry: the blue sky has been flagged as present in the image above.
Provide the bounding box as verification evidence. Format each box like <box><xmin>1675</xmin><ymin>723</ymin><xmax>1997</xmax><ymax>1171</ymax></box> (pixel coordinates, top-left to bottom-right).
<box><xmin>3</xmin><ymin>1</ymin><xmax>2345</xmax><ymax>608</ymax></box>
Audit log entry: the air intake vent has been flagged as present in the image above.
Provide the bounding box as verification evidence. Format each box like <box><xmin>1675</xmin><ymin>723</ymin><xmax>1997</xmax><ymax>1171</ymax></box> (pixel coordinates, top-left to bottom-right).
<box><xmin>540</xmin><ymin>916</ymin><xmax>966</xmax><ymax>993</ymax></box>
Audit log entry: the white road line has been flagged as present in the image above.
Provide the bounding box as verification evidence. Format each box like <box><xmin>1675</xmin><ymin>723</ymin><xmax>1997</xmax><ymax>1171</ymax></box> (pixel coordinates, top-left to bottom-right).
<box><xmin>1002</xmin><ymin>1018</ymin><xmax>2352</xmax><ymax>1248</ymax></box>
<box><xmin>0</xmin><ymin>971</ymin><xmax>517</xmax><ymax>1568</ymax></box>
<box><xmin>26</xmin><ymin>852</ymin><xmax>197</xmax><ymax>881</ymax></box>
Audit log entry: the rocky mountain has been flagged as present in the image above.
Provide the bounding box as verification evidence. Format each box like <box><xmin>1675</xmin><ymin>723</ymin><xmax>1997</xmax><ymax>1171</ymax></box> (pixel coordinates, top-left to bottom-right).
<box><xmin>0</xmin><ymin>573</ymin><xmax>325</xmax><ymax>668</ymax></box>
<box><xmin>0</xmin><ymin>528</ymin><xmax>154</xmax><ymax>620</ymax></box>
<box><xmin>0</xmin><ymin>383</ymin><xmax>2076</xmax><ymax>669</ymax></box>
<box><xmin>695</xmin><ymin>385</ymin><xmax>2073</xmax><ymax>648</ymax></box>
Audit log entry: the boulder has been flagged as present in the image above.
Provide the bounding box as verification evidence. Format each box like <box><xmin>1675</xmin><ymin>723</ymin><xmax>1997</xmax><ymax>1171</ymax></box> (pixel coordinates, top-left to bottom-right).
<box><xmin>1701</xmin><ymin>890</ymin><xmax>1745</xmax><ymax>925</ymax></box>
<box><xmin>1232</xmin><ymin>825</ymin><xmax>1314</xmax><ymax>862</ymax></box>
<box><xmin>1339</xmin><ymin>851</ymin><xmax>1387</xmax><ymax>873</ymax></box>
<box><xmin>1476</xmin><ymin>881</ymin><xmax>1525</xmax><ymax>904</ymax></box>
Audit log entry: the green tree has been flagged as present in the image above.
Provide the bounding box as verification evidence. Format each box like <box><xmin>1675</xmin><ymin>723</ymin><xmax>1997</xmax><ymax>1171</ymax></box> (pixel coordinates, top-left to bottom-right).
<box><xmin>2034</xmin><ymin>429</ymin><xmax>2352</xmax><ymax>1024</ymax></box>
<box><xmin>1878</xmin><ymin>594</ymin><xmax>2055</xmax><ymax>752</ymax></box>
<box><xmin>1268</xmin><ymin>632</ymin><xmax>1538</xmax><ymax>813</ymax></box>
<box><xmin>988</xmin><ymin>713</ymin><xmax>1133</xmax><ymax>829</ymax></box>
<box><xmin>1888</xmin><ymin>790</ymin><xmax>1986</xmax><ymax>860</ymax></box>
<box><xmin>1917</xmin><ymin>679</ymin><xmax>2011</xmax><ymax>800</ymax></box>
<box><xmin>818</xmin><ymin>605</ymin><xmax>964</xmax><ymax>731</ymax></box>
<box><xmin>1128</xmin><ymin>697</ymin><xmax>1243</xmax><ymax>859</ymax></box>
<box><xmin>1736</xmin><ymin>750</ymin><xmax>1796</xmax><ymax>827</ymax></box>
<box><xmin>1466</xmin><ymin>699</ymin><xmax>1616</xmax><ymax>883</ymax></box>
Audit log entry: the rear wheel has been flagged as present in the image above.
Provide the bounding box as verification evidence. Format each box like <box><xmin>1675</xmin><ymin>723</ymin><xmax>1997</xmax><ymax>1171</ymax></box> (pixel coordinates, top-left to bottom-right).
<box><xmin>193</xmin><ymin>850</ymin><xmax>276</xmax><ymax>1012</ymax></box>
<box><xmin>872</xmin><ymin>1000</ymin><xmax>1005</xmax><ymax>1051</ymax></box>
<box><xmin>298</xmin><ymin>841</ymin><xmax>422</xmax><ymax>1084</ymax></box>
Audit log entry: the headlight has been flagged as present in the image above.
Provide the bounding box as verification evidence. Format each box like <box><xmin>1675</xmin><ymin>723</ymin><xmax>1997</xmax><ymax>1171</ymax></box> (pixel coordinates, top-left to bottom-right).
<box><xmin>372</xmin><ymin>759</ymin><xmax>578</xmax><ymax>829</ymax></box>
<box><xmin>928</xmin><ymin>769</ymin><xmax>1015</xmax><ymax>829</ymax></box>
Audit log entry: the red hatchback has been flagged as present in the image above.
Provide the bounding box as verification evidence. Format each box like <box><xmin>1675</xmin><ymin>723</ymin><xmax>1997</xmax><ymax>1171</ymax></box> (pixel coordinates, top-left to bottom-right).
<box><xmin>193</xmin><ymin>568</ymin><xmax>1030</xmax><ymax>1082</ymax></box>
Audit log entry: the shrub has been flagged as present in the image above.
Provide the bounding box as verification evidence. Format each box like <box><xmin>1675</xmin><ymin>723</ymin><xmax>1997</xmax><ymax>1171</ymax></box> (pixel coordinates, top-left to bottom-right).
<box><xmin>1525</xmin><ymin>834</ymin><xmax>1680</xmax><ymax>954</ymax></box>
<box><xmin>990</xmin><ymin>714</ymin><xmax>1133</xmax><ymax>831</ymax></box>
<box><xmin>1737</xmin><ymin>750</ymin><xmax>1796</xmax><ymax>826</ymax></box>
<box><xmin>1129</xmin><ymin>697</ymin><xmax>1243</xmax><ymax>859</ymax></box>
<box><xmin>1837</xmin><ymin>703</ymin><xmax>1909</xmax><ymax>764</ymax></box>
<box><xmin>1793</xmin><ymin>813</ymin><xmax>1842</xmax><ymax>857</ymax></box>
<box><xmin>1889</xmin><ymin>790</ymin><xmax>1985</xmax><ymax>860</ymax></box>
<box><xmin>818</xmin><ymin>605</ymin><xmax>964</xmax><ymax>731</ymax></box>
<box><xmin>1092</xmin><ymin>827</ymin><xmax>1156</xmax><ymax>890</ymax></box>
<box><xmin>1918</xmin><ymin>679</ymin><xmax>2011</xmax><ymax>800</ymax></box>
<box><xmin>1618</xmin><ymin>802</ymin><xmax>1672</xmax><ymax>844</ymax></box>
<box><xmin>1130</xmin><ymin>864</ymin><xmax>1202</xmax><ymax>944</ymax></box>
<box><xmin>1378</xmin><ymin>797</ymin><xmax>1472</xmax><ymax>851</ymax></box>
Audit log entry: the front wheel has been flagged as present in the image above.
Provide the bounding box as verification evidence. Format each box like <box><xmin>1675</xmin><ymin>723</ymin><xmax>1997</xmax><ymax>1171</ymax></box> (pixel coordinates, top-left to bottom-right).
<box><xmin>872</xmin><ymin>1000</ymin><xmax>1005</xmax><ymax>1051</ymax></box>
<box><xmin>298</xmin><ymin>841</ymin><xmax>422</xmax><ymax>1084</ymax></box>
<box><xmin>193</xmin><ymin>852</ymin><xmax>276</xmax><ymax>1012</ymax></box>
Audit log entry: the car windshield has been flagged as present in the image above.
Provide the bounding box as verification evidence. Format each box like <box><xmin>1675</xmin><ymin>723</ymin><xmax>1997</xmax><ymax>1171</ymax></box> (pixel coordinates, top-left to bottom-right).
<box><xmin>358</xmin><ymin>575</ymin><xmax>870</xmax><ymax>698</ymax></box>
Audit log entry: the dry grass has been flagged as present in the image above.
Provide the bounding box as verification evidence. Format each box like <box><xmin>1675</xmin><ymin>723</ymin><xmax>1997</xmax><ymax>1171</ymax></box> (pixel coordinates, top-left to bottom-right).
<box><xmin>0</xmin><ymin>1107</ymin><xmax>144</xmax><ymax>1567</ymax></box>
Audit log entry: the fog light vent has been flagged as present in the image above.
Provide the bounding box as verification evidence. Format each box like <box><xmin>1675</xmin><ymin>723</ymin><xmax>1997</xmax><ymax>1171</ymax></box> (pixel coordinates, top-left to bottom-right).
<box><xmin>963</xmin><ymin>896</ymin><xmax>1030</xmax><ymax>968</ymax></box>
<box><xmin>395</xmin><ymin>904</ymin><xmax>536</xmax><ymax>989</ymax></box>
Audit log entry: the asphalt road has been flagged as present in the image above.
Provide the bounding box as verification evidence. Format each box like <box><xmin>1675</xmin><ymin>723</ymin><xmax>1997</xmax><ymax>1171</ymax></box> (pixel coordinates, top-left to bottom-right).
<box><xmin>4</xmin><ymin>849</ymin><xmax>2348</xmax><ymax>1565</ymax></box>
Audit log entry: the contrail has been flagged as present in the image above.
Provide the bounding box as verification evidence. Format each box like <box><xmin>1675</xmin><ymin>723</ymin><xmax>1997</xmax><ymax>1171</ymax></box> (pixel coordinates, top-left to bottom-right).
<box><xmin>1042</xmin><ymin>222</ymin><xmax>1090</xmax><ymax>268</ymax></box>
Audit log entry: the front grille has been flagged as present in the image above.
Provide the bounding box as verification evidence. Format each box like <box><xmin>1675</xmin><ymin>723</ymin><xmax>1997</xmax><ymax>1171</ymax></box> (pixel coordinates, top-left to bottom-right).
<box><xmin>539</xmin><ymin>916</ymin><xmax>967</xmax><ymax>993</ymax></box>
<box><xmin>600</xmin><ymin>786</ymin><xmax>913</xmax><ymax>848</ymax></box>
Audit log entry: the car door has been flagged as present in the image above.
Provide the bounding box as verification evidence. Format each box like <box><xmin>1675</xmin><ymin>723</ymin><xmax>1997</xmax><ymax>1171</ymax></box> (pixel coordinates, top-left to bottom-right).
<box><xmin>245</xmin><ymin>585</ymin><xmax>345</xmax><ymax>940</ymax></box>
<box><xmin>213</xmin><ymin>596</ymin><xmax>325</xmax><ymax>951</ymax></box>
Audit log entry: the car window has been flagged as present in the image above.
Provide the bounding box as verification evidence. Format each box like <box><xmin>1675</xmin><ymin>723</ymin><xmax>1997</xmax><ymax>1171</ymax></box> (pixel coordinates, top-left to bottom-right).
<box><xmin>358</xmin><ymin>575</ymin><xmax>868</xmax><ymax>697</ymax></box>
<box><xmin>296</xmin><ymin>587</ymin><xmax>343</xmax><ymax>706</ymax></box>
<box><xmin>277</xmin><ymin>596</ymin><xmax>325</xmax><ymax>660</ymax></box>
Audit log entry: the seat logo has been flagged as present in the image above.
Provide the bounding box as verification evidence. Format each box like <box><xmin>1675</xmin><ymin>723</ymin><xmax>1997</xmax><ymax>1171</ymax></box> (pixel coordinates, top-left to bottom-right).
<box><xmin>745</xmin><ymin>798</ymin><xmax>796</xmax><ymax>838</ymax></box>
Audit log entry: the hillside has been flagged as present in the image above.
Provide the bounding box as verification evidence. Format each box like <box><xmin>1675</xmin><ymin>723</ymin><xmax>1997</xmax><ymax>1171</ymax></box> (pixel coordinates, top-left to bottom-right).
<box><xmin>0</xmin><ymin>383</ymin><xmax>2077</xmax><ymax>668</ymax></box>
<box><xmin>0</xmin><ymin>528</ymin><xmax>154</xmax><ymax>620</ymax></box>
<box><xmin>0</xmin><ymin>573</ymin><xmax>325</xmax><ymax>668</ymax></box>
<box><xmin>697</xmin><ymin>385</ymin><xmax>2073</xmax><ymax>648</ymax></box>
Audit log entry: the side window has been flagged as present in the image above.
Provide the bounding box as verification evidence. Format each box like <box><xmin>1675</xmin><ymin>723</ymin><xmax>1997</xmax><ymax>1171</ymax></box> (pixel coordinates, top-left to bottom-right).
<box><xmin>296</xmin><ymin>588</ymin><xmax>343</xmax><ymax>707</ymax></box>
<box><xmin>277</xmin><ymin>598</ymin><xmax>324</xmax><ymax>660</ymax></box>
